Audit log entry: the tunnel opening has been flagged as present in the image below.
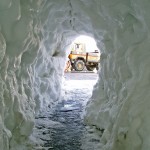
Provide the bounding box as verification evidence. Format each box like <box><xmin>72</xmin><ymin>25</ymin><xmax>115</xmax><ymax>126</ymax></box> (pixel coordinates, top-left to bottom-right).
<box><xmin>64</xmin><ymin>35</ymin><xmax>100</xmax><ymax>73</ymax></box>
<box><xmin>30</xmin><ymin>35</ymin><xmax>101</xmax><ymax>149</ymax></box>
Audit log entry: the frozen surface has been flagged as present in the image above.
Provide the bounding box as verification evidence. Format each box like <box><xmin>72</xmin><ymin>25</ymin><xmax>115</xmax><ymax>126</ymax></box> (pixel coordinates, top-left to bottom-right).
<box><xmin>30</xmin><ymin>73</ymin><xmax>98</xmax><ymax>149</ymax></box>
<box><xmin>0</xmin><ymin>0</ymin><xmax>150</xmax><ymax>150</ymax></box>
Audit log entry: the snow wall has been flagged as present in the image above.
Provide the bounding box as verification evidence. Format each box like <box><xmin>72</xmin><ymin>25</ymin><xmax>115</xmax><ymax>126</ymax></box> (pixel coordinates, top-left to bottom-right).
<box><xmin>0</xmin><ymin>0</ymin><xmax>150</xmax><ymax>150</ymax></box>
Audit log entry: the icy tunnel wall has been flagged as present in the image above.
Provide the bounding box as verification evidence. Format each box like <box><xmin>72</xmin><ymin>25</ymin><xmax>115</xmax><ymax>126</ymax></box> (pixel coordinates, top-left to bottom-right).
<box><xmin>0</xmin><ymin>0</ymin><xmax>70</xmax><ymax>149</ymax></box>
<box><xmin>85</xmin><ymin>1</ymin><xmax>150</xmax><ymax>150</ymax></box>
<box><xmin>0</xmin><ymin>0</ymin><xmax>150</xmax><ymax>150</ymax></box>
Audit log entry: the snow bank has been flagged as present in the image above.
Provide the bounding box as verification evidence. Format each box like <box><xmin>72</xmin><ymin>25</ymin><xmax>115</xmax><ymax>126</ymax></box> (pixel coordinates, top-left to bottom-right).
<box><xmin>85</xmin><ymin>1</ymin><xmax>150</xmax><ymax>150</ymax></box>
<box><xmin>0</xmin><ymin>1</ymin><xmax>68</xmax><ymax>149</ymax></box>
<box><xmin>0</xmin><ymin>0</ymin><xmax>150</xmax><ymax>150</ymax></box>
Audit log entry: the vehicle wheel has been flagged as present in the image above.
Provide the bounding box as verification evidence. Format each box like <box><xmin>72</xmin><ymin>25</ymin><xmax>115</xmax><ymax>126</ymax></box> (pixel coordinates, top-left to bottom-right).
<box><xmin>74</xmin><ymin>59</ymin><xmax>85</xmax><ymax>71</ymax></box>
<box><xmin>86</xmin><ymin>66</ymin><xmax>95</xmax><ymax>71</ymax></box>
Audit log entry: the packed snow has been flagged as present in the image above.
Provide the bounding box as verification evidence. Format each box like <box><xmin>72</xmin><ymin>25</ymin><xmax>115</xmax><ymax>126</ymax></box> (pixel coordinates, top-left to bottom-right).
<box><xmin>29</xmin><ymin>73</ymin><xmax>99</xmax><ymax>149</ymax></box>
<box><xmin>0</xmin><ymin>0</ymin><xmax>150</xmax><ymax>150</ymax></box>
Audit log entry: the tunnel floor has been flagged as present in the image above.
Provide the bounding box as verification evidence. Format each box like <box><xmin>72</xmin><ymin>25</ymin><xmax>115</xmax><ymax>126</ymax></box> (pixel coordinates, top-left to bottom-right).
<box><xmin>30</xmin><ymin>73</ymin><xmax>102</xmax><ymax>150</ymax></box>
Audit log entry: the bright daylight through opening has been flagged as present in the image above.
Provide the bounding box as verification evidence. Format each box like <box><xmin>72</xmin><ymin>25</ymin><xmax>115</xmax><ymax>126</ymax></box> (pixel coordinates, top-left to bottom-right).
<box><xmin>65</xmin><ymin>35</ymin><xmax>100</xmax><ymax>73</ymax></box>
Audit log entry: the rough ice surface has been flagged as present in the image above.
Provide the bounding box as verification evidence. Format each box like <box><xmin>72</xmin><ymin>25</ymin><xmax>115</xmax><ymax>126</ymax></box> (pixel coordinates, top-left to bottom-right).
<box><xmin>0</xmin><ymin>0</ymin><xmax>150</xmax><ymax>150</ymax></box>
<box><xmin>29</xmin><ymin>74</ymin><xmax>98</xmax><ymax>149</ymax></box>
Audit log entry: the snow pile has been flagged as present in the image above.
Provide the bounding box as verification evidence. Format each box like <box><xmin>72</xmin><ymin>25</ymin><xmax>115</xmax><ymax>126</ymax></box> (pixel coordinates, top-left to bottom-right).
<box><xmin>0</xmin><ymin>0</ymin><xmax>150</xmax><ymax>150</ymax></box>
<box><xmin>0</xmin><ymin>1</ymin><xmax>68</xmax><ymax>149</ymax></box>
<box><xmin>84</xmin><ymin>1</ymin><xmax>150</xmax><ymax>150</ymax></box>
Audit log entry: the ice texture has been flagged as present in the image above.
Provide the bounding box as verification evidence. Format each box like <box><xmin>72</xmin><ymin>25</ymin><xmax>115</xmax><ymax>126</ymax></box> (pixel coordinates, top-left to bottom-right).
<box><xmin>0</xmin><ymin>0</ymin><xmax>150</xmax><ymax>150</ymax></box>
<box><xmin>0</xmin><ymin>1</ymin><xmax>67</xmax><ymax>149</ymax></box>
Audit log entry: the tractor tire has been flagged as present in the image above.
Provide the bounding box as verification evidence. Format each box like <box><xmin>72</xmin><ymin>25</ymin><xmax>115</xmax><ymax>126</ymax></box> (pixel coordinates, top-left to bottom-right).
<box><xmin>74</xmin><ymin>59</ymin><xmax>85</xmax><ymax>71</ymax></box>
<box><xmin>86</xmin><ymin>66</ymin><xmax>95</xmax><ymax>71</ymax></box>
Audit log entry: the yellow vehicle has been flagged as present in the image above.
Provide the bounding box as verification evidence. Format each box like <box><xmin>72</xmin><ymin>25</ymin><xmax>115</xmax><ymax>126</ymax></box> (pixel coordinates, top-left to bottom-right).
<box><xmin>67</xmin><ymin>43</ymin><xmax>100</xmax><ymax>71</ymax></box>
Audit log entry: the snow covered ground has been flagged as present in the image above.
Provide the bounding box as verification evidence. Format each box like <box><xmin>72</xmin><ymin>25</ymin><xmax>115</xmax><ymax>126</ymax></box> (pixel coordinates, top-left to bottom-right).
<box><xmin>29</xmin><ymin>72</ymin><xmax>102</xmax><ymax>150</ymax></box>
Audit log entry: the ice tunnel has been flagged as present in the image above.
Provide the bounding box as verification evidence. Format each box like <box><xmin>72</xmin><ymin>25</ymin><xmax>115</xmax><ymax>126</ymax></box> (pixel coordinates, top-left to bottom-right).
<box><xmin>0</xmin><ymin>0</ymin><xmax>150</xmax><ymax>150</ymax></box>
